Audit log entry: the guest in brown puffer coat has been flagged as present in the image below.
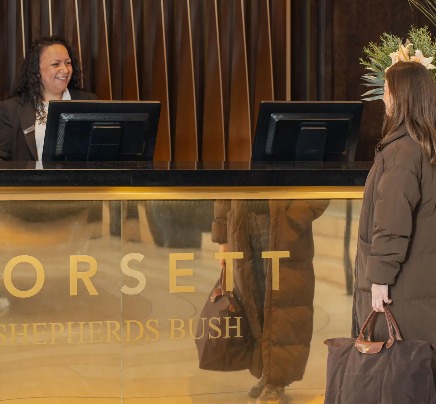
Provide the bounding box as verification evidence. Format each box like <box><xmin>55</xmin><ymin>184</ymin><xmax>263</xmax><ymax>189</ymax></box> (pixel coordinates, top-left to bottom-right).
<box><xmin>353</xmin><ymin>62</ymin><xmax>436</xmax><ymax>379</ymax></box>
<box><xmin>212</xmin><ymin>198</ymin><xmax>329</xmax><ymax>404</ymax></box>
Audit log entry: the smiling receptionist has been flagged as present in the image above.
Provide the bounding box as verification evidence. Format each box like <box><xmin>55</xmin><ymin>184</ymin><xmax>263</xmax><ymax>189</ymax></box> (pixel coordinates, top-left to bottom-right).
<box><xmin>0</xmin><ymin>36</ymin><xmax>97</xmax><ymax>161</ymax></box>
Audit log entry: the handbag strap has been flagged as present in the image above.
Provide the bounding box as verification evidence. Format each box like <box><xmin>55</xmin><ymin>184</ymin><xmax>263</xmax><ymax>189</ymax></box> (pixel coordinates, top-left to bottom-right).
<box><xmin>355</xmin><ymin>308</ymin><xmax>403</xmax><ymax>354</ymax></box>
<box><xmin>384</xmin><ymin>307</ymin><xmax>403</xmax><ymax>344</ymax></box>
<box><xmin>210</xmin><ymin>268</ymin><xmax>242</xmax><ymax>313</ymax></box>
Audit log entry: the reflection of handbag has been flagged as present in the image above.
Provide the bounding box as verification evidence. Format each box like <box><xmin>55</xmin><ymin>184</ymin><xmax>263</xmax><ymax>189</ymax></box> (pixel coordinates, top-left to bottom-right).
<box><xmin>325</xmin><ymin>308</ymin><xmax>436</xmax><ymax>404</ymax></box>
<box><xmin>195</xmin><ymin>268</ymin><xmax>253</xmax><ymax>371</ymax></box>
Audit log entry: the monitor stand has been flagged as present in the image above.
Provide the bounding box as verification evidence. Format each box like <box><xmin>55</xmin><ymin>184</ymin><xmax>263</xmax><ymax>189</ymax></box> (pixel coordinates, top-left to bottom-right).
<box><xmin>87</xmin><ymin>123</ymin><xmax>122</xmax><ymax>161</ymax></box>
<box><xmin>295</xmin><ymin>122</ymin><xmax>327</xmax><ymax>161</ymax></box>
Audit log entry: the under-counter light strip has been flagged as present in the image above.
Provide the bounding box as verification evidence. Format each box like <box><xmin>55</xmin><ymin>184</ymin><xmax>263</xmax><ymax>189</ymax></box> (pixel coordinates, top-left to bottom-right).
<box><xmin>0</xmin><ymin>186</ymin><xmax>364</xmax><ymax>201</ymax></box>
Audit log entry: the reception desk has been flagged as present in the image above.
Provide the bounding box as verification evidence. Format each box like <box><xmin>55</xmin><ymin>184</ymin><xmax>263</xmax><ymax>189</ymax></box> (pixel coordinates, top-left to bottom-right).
<box><xmin>0</xmin><ymin>161</ymin><xmax>370</xmax><ymax>404</ymax></box>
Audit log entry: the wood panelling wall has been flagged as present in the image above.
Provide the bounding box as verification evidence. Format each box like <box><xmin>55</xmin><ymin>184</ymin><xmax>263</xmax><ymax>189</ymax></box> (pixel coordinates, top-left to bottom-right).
<box><xmin>0</xmin><ymin>0</ymin><xmax>434</xmax><ymax>161</ymax></box>
<box><xmin>0</xmin><ymin>0</ymin><xmax>289</xmax><ymax>162</ymax></box>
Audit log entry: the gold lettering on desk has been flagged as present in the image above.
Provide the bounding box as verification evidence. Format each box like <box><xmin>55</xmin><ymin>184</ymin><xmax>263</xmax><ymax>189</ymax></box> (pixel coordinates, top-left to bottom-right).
<box><xmin>4</xmin><ymin>255</ymin><xmax>45</xmax><ymax>298</ymax></box>
<box><xmin>66</xmin><ymin>321</ymin><xmax>86</xmax><ymax>343</ymax></box>
<box><xmin>0</xmin><ymin>318</ymin><xmax>248</xmax><ymax>345</ymax></box>
<box><xmin>169</xmin><ymin>253</ymin><xmax>195</xmax><ymax>293</ymax></box>
<box><xmin>170</xmin><ymin>317</ymin><xmax>242</xmax><ymax>340</ymax></box>
<box><xmin>70</xmin><ymin>256</ymin><xmax>98</xmax><ymax>296</ymax></box>
<box><xmin>145</xmin><ymin>319</ymin><xmax>160</xmax><ymax>340</ymax></box>
<box><xmin>10</xmin><ymin>323</ymin><xmax>29</xmax><ymax>344</ymax></box>
<box><xmin>121</xmin><ymin>253</ymin><xmax>147</xmax><ymax>295</ymax></box>
<box><xmin>262</xmin><ymin>251</ymin><xmax>291</xmax><ymax>290</ymax></box>
<box><xmin>0</xmin><ymin>250</ymin><xmax>291</xmax><ymax>298</ymax></box>
<box><xmin>214</xmin><ymin>252</ymin><xmax>244</xmax><ymax>291</ymax></box>
<box><xmin>49</xmin><ymin>322</ymin><xmax>65</xmax><ymax>344</ymax></box>
<box><xmin>0</xmin><ymin>320</ymin><xmax>161</xmax><ymax>345</ymax></box>
<box><xmin>32</xmin><ymin>322</ymin><xmax>48</xmax><ymax>344</ymax></box>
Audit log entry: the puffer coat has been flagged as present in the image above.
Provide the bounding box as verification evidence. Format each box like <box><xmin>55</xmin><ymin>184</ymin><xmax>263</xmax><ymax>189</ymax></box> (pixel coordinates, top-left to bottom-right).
<box><xmin>212</xmin><ymin>199</ymin><xmax>329</xmax><ymax>386</ymax></box>
<box><xmin>354</xmin><ymin>130</ymin><xmax>436</xmax><ymax>350</ymax></box>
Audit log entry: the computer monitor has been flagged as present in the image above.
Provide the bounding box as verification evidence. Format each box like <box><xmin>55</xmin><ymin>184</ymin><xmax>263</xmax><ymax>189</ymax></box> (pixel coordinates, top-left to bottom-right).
<box><xmin>251</xmin><ymin>101</ymin><xmax>363</xmax><ymax>162</ymax></box>
<box><xmin>43</xmin><ymin>100</ymin><xmax>161</xmax><ymax>161</ymax></box>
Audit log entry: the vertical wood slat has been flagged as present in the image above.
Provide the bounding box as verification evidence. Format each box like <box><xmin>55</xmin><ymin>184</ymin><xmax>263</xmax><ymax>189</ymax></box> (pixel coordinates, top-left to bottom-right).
<box><xmin>173</xmin><ymin>0</ymin><xmax>198</xmax><ymax>161</ymax></box>
<box><xmin>253</xmin><ymin>0</ymin><xmax>274</xmax><ymax>139</ymax></box>
<box><xmin>17</xmin><ymin>0</ymin><xmax>26</xmax><ymax>67</ymax></box>
<box><xmin>95</xmin><ymin>0</ymin><xmax>112</xmax><ymax>100</ymax></box>
<box><xmin>63</xmin><ymin>0</ymin><xmax>76</xmax><ymax>43</ymax></box>
<box><xmin>122</xmin><ymin>0</ymin><xmax>139</xmax><ymax>100</ymax></box>
<box><xmin>108</xmin><ymin>0</ymin><xmax>122</xmax><ymax>99</ymax></box>
<box><xmin>270</xmin><ymin>0</ymin><xmax>288</xmax><ymax>101</ymax></box>
<box><xmin>50</xmin><ymin>0</ymin><xmax>65</xmax><ymax>38</ymax></box>
<box><xmin>217</xmin><ymin>0</ymin><xmax>232</xmax><ymax>153</ymax></box>
<box><xmin>29</xmin><ymin>0</ymin><xmax>42</xmax><ymax>42</ymax></box>
<box><xmin>151</xmin><ymin>0</ymin><xmax>171</xmax><ymax>161</ymax></box>
<box><xmin>227</xmin><ymin>0</ymin><xmax>251</xmax><ymax>162</ymax></box>
<box><xmin>202</xmin><ymin>0</ymin><xmax>225</xmax><ymax>162</ymax></box>
<box><xmin>0</xmin><ymin>0</ymin><xmax>290</xmax><ymax>161</ymax></box>
<box><xmin>76</xmin><ymin>0</ymin><xmax>92</xmax><ymax>89</ymax></box>
<box><xmin>0</xmin><ymin>0</ymin><xmax>9</xmax><ymax>99</ymax></box>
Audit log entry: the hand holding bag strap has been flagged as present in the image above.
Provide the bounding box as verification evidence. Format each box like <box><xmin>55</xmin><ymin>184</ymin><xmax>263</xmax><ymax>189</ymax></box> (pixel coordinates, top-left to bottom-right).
<box><xmin>355</xmin><ymin>309</ymin><xmax>401</xmax><ymax>354</ymax></box>
<box><xmin>210</xmin><ymin>268</ymin><xmax>226</xmax><ymax>302</ymax></box>
<box><xmin>209</xmin><ymin>267</ymin><xmax>242</xmax><ymax>313</ymax></box>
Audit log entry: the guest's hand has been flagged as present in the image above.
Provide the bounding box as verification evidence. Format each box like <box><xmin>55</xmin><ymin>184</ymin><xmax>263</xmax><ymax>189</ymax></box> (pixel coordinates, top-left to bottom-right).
<box><xmin>371</xmin><ymin>283</ymin><xmax>392</xmax><ymax>312</ymax></box>
<box><xmin>219</xmin><ymin>243</ymin><xmax>228</xmax><ymax>268</ymax></box>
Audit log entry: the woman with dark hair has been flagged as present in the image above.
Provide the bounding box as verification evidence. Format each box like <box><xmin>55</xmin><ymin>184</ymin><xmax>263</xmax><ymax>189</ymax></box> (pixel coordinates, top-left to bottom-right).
<box><xmin>0</xmin><ymin>36</ymin><xmax>97</xmax><ymax>160</ymax></box>
<box><xmin>353</xmin><ymin>60</ymin><xmax>436</xmax><ymax>374</ymax></box>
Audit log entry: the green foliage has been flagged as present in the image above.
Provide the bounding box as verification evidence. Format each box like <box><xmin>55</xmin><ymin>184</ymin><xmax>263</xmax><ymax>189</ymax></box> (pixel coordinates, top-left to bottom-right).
<box><xmin>360</xmin><ymin>26</ymin><xmax>436</xmax><ymax>101</ymax></box>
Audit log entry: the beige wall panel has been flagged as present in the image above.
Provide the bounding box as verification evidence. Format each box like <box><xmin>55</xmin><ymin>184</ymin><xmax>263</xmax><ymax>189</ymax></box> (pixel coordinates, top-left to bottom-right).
<box><xmin>227</xmin><ymin>0</ymin><xmax>251</xmax><ymax>162</ymax></box>
<box><xmin>253</xmin><ymin>0</ymin><xmax>274</xmax><ymax>138</ymax></box>
<box><xmin>202</xmin><ymin>0</ymin><xmax>225</xmax><ymax>162</ymax></box>
<box><xmin>173</xmin><ymin>0</ymin><xmax>198</xmax><ymax>161</ymax></box>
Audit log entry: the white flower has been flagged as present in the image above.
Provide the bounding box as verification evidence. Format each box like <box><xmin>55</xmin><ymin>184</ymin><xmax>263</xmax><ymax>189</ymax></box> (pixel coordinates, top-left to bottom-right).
<box><xmin>410</xmin><ymin>49</ymin><xmax>436</xmax><ymax>69</ymax></box>
<box><xmin>386</xmin><ymin>42</ymin><xmax>412</xmax><ymax>71</ymax></box>
<box><xmin>399</xmin><ymin>42</ymin><xmax>413</xmax><ymax>61</ymax></box>
<box><xmin>386</xmin><ymin>42</ymin><xmax>436</xmax><ymax>71</ymax></box>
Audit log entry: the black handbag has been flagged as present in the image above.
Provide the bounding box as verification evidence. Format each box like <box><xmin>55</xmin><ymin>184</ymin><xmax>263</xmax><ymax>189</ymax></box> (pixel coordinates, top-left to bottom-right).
<box><xmin>195</xmin><ymin>268</ymin><xmax>253</xmax><ymax>371</ymax></box>
<box><xmin>324</xmin><ymin>308</ymin><xmax>436</xmax><ymax>404</ymax></box>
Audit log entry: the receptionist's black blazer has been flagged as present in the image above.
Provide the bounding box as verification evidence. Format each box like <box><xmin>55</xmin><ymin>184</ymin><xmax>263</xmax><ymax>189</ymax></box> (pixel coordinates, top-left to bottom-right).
<box><xmin>0</xmin><ymin>89</ymin><xmax>97</xmax><ymax>161</ymax></box>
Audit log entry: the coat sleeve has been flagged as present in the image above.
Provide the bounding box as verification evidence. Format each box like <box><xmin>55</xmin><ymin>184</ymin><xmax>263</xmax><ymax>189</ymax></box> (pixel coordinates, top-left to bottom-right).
<box><xmin>365</xmin><ymin>164</ymin><xmax>421</xmax><ymax>285</ymax></box>
<box><xmin>284</xmin><ymin>199</ymin><xmax>330</xmax><ymax>237</ymax></box>
<box><xmin>211</xmin><ymin>200</ymin><xmax>231</xmax><ymax>244</ymax></box>
<box><xmin>0</xmin><ymin>100</ymin><xmax>12</xmax><ymax>160</ymax></box>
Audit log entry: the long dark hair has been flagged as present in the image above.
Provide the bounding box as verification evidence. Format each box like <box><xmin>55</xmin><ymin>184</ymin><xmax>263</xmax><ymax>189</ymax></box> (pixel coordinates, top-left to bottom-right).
<box><xmin>11</xmin><ymin>36</ymin><xmax>83</xmax><ymax>120</ymax></box>
<box><xmin>383</xmin><ymin>61</ymin><xmax>436</xmax><ymax>163</ymax></box>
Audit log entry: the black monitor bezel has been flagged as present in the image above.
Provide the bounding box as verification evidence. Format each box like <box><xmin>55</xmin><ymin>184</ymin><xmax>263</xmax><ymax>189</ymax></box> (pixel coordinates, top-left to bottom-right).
<box><xmin>251</xmin><ymin>101</ymin><xmax>363</xmax><ymax>162</ymax></box>
<box><xmin>43</xmin><ymin>100</ymin><xmax>161</xmax><ymax>162</ymax></box>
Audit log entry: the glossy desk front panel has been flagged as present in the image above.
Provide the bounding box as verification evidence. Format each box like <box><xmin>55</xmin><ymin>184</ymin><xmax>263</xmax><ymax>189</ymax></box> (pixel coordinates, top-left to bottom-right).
<box><xmin>0</xmin><ymin>162</ymin><xmax>369</xmax><ymax>403</ymax></box>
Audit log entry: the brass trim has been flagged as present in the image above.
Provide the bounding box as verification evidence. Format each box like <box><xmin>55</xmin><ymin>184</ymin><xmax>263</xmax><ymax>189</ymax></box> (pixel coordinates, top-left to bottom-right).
<box><xmin>0</xmin><ymin>186</ymin><xmax>364</xmax><ymax>200</ymax></box>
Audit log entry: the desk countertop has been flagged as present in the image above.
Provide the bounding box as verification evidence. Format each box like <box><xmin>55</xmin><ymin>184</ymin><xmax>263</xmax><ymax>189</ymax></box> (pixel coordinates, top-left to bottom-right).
<box><xmin>0</xmin><ymin>161</ymin><xmax>372</xmax><ymax>187</ymax></box>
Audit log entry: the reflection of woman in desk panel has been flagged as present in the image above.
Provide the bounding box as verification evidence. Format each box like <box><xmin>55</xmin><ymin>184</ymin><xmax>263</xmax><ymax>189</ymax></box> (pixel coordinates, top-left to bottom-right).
<box><xmin>212</xmin><ymin>199</ymin><xmax>329</xmax><ymax>404</ymax></box>
<box><xmin>0</xmin><ymin>36</ymin><xmax>96</xmax><ymax>161</ymax></box>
